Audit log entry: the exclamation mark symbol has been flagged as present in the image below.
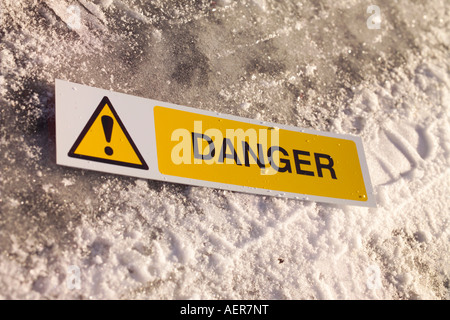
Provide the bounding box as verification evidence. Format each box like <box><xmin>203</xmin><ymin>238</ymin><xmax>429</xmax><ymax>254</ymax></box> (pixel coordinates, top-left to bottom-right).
<box><xmin>102</xmin><ymin>115</ymin><xmax>114</xmax><ymax>156</ymax></box>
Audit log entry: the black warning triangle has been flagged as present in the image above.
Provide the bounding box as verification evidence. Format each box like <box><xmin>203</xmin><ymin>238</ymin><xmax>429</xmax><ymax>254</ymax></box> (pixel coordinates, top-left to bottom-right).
<box><xmin>68</xmin><ymin>96</ymin><xmax>149</xmax><ymax>170</ymax></box>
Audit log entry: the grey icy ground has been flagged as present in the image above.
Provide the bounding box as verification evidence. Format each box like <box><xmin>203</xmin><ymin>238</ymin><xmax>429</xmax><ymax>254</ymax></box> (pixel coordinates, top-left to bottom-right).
<box><xmin>0</xmin><ymin>0</ymin><xmax>449</xmax><ymax>299</ymax></box>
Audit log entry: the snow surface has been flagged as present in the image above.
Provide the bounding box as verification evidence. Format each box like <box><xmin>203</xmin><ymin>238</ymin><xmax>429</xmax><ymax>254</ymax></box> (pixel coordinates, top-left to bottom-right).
<box><xmin>0</xmin><ymin>0</ymin><xmax>449</xmax><ymax>299</ymax></box>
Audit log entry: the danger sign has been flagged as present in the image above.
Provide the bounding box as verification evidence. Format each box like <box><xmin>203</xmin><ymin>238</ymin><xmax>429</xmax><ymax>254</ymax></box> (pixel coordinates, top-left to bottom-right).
<box><xmin>56</xmin><ymin>79</ymin><xmax>375</xmax><ymax>207</ymax></box>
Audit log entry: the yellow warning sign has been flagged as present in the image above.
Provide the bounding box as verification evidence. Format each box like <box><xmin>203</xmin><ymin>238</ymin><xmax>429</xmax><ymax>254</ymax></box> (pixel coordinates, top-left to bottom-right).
<box><xmin>154</xmin><ymin>106</ymin><xmax>368</xmax><ymax>202</ymax></box>
<box><xmin>68</xmin><ymin>97</ymin><xmax>148</xmax><ymax>170</ymax></box>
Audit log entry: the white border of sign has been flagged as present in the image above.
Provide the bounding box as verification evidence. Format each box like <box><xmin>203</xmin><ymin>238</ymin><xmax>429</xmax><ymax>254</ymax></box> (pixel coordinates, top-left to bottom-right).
<box><xmin>55</xmin><ymin>79</ymin><xmax>376</xmax><ymax>207</ymax></box>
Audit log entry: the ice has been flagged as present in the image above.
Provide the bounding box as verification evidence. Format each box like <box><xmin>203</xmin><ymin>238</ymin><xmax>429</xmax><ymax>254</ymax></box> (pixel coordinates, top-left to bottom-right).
<box><xmin>0</xmin><ymin>0</ymin><xmax>449</xmax><ymax>300</ymax></box>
